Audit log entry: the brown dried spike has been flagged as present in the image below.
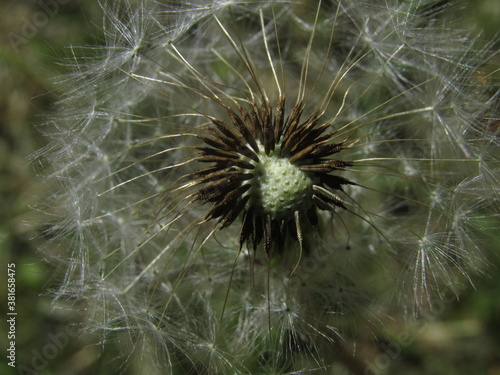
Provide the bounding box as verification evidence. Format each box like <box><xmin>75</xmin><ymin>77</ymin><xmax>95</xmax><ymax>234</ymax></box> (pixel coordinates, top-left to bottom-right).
<box><xmin>308</xmin><ymin>142</ymin><xmax>345</xmax><ymax>158</ymax></box>
<box><xmin>273</xmin><ymin>96</ymin><xmax>285</xmax><ymax>143</ymax></box>
<box><xmin>312</xmin><ymin>185</ymin><xmax>347</xmax><ymax>209</ymax></box>
<box><xmin>249</xmin><ymin>101</ymin><xmax>265</xmax><ymax>143</ymax></box>
<box><xmin>280</xmin><ymin>102</ymin><xmax>305</xmax><ymax>147</ymax></box>
<box><xmin>197</xmin><ymin>169</ymin><xmax>252</xmax><ymax>186</ymax></box>
<box><xmin>196</xmin><ymin>147</ymin><xmax>240</xmax><ymax>160</ymax></box>
<box><xmin>321</xmin><ymin>174</ymin><xmax>355</xmax><ymax>191</ymax></box>
<box><xmin>238</xmin><ymin>144</ymin><xmax>261</xmax><ymax>164</ymax></box>
<box><xmin>289</xmin><ymin>141</ymin><xmax>344</xmax><ymax>163</ymax></box>
<box><xmin>210</xmin><ymin>117</ymin><xmax>245</xmax><ymax>145</ymax></box>
<box><xmin>282</xmin><ymin>101</ymin><xmax>304</xmax><ymax>138</ymax></box>
<box><xmin>261</xmin><ymin>100</ymin><xmax>275</xmax><ymax>154</ymax></box>
<box><xmin>312</xmin><ymin>194</ymin><xmax>332</xmax><ymax>211</ymax></box>
<box><xmin>205</xmin><ymin>128</ymin><xmax>241</xmax><ymax>152</ymax></box>
<box><xmin>185</xmin><ymin>168</ymin><xmax>236</xmax><ymax>188</ymax></box>
<box><xmin>235</xmin><ymin>103</ymin><xmax>261</xmax><ymax>153</ymax></box>
<box><xmin>226</xmin><ymin>107</ymin><xmax>260</xmax><ymax>156</ymax></box>
<box><xmin>239</xmin><ymin>208</ymin><xmax>254</xmax><ymax>247</ymax></box>
<box><xmin>219</xmin><ymin>195</ymin><xmax>250</xmax><ymax>230</ymax></box>
<box><xmin>287</xmin><ymin>114</ymin><xmax>324</xmax><ymax>154</ymax></box>
<box><xmin>293</xmin><ymin>121</ymin><xmax>333</xmax><ymax>150</ymax></box>
<box><xmin>299</xmin><ymin>160</ymin><xmax>351</xmax><ymax>173</ymax></box>
<box><xmin>205</xmin><ymin>184</ymin><xmax>251</xmax><ymax>221</ymax></box>
<box><xmin>195</xmin><ymin>156</ymin><xmax>255</xmax><ymax>170</ymax></box>
<box><xmin>252</xmin><ymin>214</ymin><xmax>263</xmax><ymax>250</ymax></box>
<box><xmin>309</xmin><ymin>130</ymin><xmax>340</xmax><ymax>147</ymax></box>
<box><xmin>183</xmin><ymin>166</ymin><xmax>223</xmax><ymax>181</ymax></box>
<box><xmin>205</xmin><ymin>128</ymin><xmax>257</xmax><ymax>163</ymax></box>
<box><xmin>196</xmin><ymin>135</ymin><xmax>232</xmax><ymax>152</ymax></box>
<box><xmin>196</xmin><ymin>176</ymin><xmax>244</xmax><ymax>202</ymax></box>
<box><xmin>288</xmin><ymin>139</ymin><xmax>323</xmax><ymax>163</ymax></box>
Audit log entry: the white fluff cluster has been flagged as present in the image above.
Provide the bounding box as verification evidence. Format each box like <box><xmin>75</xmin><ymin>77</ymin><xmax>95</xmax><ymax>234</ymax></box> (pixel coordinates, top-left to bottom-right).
<box><xmin>36</xmin><ymin>0</ymin><xmax>498</xmax><ymax>373</ymax></box>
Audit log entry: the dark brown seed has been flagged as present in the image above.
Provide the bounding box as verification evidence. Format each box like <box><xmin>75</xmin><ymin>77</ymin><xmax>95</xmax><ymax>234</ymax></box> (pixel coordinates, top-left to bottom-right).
<box><xmin>210</xmin><ymin>117</ymin><xmax>244</xmax><ymax>144</ymax></box>
<box><xmin>219</xmin><ymin>195</ymin><xmax>250</xmax><ymax>229</ymax></box>
<box><xmin>226</xmin><ymin>108</ymin><xmax>260</xmax><ymax>159</ymax></box>
<box><xmin>195</xmin><ymin>156</ymin><xmax>255</xmax><ymax>170</ymax></box>
<box><xmin>287</xmin><ymin>113</ymin><xmax>323</xmax><ymax>154</ymax></box>
<box><xmin>196</xmin><ymin>135</ymin><xmax>233</xmax><ymax>152</ymax></box>
<box><xmin>239</xmin><ymin>207</ymin><xmax>254</xmax><ymax>247</ymax></box>
<box><xmin>312</xmin><ymin>185</ymin><xmax>346</xmax><ymax>209</ymax></box>
<box><xmin>253</xmin><ymin>214</ymin><xmax>263</xmax><ymax>250</ymax></box>
<box><xmin>273</xmin><ymin>96</ymin><xmax>285</xmax><ymax>142</ymax></box>
<box><xmin>196</xmin><ymin>147</ymin><xmax>240</xmax><ymax>160</ymax></box>
<box><xmin>205</xmin><ymin>184</ymin><xmax>251</xmax><ymax>221</ymax></box>
<box><xmin>197</xmin><ymin>170</ymin><xmax>251</xmax><ymax>185</ymax></box>
<box><xmin>196</xmin><ymin>176</ymin><xmax>245</xmax><ymax>202</ymax></box>
<box><xmin>299</xmin><ymin>160</ymin><xmax>350</xmax><ymax>173</ymax></box>
<box><xmin>320</xmin><ymin>174</ymin><xmax>355</xmax><ymax>191</ymax></box>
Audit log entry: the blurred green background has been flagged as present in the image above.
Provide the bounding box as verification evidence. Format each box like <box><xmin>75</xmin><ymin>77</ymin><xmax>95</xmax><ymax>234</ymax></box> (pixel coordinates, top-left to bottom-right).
<box><xmin>0</xmin><ymin>0</ymin><xmax>498</xmax><ymax>374</ymax></box>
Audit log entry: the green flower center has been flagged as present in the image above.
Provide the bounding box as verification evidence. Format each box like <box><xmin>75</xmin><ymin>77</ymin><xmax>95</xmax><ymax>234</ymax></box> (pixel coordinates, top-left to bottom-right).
<box><xmin>250</xmin><ymin>152</ymin><xmax>314</xmax><ymax>219</ymax></box>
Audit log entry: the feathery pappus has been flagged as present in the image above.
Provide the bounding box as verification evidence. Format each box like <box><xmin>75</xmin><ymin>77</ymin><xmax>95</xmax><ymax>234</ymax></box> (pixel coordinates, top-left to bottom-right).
<box><xmin>36</xmin><ymin>0</ymin><xmax>499</xmax><ymax>373</ymax></box>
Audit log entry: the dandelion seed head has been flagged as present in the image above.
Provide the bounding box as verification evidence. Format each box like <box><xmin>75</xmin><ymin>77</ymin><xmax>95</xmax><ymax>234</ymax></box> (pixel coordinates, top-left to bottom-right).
<box><xmin>35</xmin><ymin>0</ymin><xmax>499</xmax><ymax>372</ymax></box>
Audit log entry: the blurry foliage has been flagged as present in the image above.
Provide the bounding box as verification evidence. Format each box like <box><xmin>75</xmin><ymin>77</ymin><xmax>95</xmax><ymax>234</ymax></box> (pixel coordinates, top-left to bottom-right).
<box><xmin>0</xmin><ymin>0</ymin><xmax>498</xmax><ymax>374</ymax></box>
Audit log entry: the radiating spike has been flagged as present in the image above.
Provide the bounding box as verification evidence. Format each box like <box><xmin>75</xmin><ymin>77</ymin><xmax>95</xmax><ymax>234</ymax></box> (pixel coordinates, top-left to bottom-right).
<box><xmin>253</xmin><ymin>214</ymin><xmax>263</xmax><ymax>251</ymax></box>
<box><xmin>205</xmin><ymin>128</ymin><xmax>244</xmax><ymax>154</ymax></box>
<box><xmin>249</xmin><ymin>101</ymin><xmax>265</xmax><ymax>144</ymax></box>
<box><xmin>299</xmin><ymin>160</ymin><xmax>351</xmax><ymax>173</ymax></box>
<box><xmin>309</xmin><ymin>142</ymin><xmax>345</xmax><ymax>158</ymax></box>
<box><xmin>196</xmin><ymin>135</ymin><xmax>232</xmax><ymax>152</ymax></box>
<box><xmin>183</xmin><ymin>166</ymin><xmax>227</xmax><ymax>181</ymax></box>
<box><xmin>196</xmin><ymin>170</ymin><xmax>252</xmax><ymax>187</ymax></box>
<box><xmin>262</xmin><ymin>100</ymin><xmax>275</xmax><ymax>154</ymax></box>
<box><xmin>312</xmin><ymin>194</ymin><xmax>332</xmax><ymax>211</ymax></box>
<box><xmin>280</xmin><ymin>102</ymin><xmax>304</xmax><ymax>154</ymax></box>
<box><xmin>195</xmin><ymin>156</ymin><xmax>255</xmax><ymax>170</ymax></box>
<box><xmin>196</xmin><ymin>175</ymin><xmax>245</xmax><ymax>202</ymax></box>
<box><xmin>321</xmin><ymin>174</ymin><xmax>355</xmax><ymax>191</ymax></box>
<box><xmin>273</xmin><ymin>96</ymin><xmax>286</xmax><ymax>143</ymax></box>
<box><xmin>196</xmin><ymin>147</ymin><xmax>240</xmax><ymax>160</ymax></box>
<box><xmin>226</xmin><ymin>108</ymin><xmax>260</xmax><ymax>161</ymax></box>
<box><xmin>289</xmin><ymin>141</ymin><xmax>344</xmax><ymax>163</ymax></box>
<box><xmin>240</xmin><ymin>207</ymin><xmax>254</xmax><ymax>247</ymax></box>
<box><xmin>205</xmin><ymin>184</ymin><xmax>251</xmax><ymax>221</ymax></box>
<box><xmin>236</xmin><ymin>103</ymin><xmax>261</xmax><ymax>153</ymax></box>
<box><xmin>210</xmin><ymin>117</ymin><xmax>244</xmax><ymax>144</ymax></box>
<box><xmin>208</xmin><ymin>117</ymin><xmax>261</xmax><ymax>162</ymax></box>
<box><xmin>287</xmin><ymin>114</ymin><xmax>324</xmax><ymax>154</ymax></box>
<box><xmin>219</xmin><ymin>195</ymin><xmax>250</xmax><ymax>229</ymax></box>
<box><xmin>313</xmin><ymin>185</ymin><xmax>347</xmax><ymax>209</ymax></box>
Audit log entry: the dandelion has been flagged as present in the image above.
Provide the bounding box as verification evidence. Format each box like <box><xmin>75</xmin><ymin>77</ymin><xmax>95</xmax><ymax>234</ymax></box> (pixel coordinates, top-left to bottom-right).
<box><xmin>36</xmin><ymin>0</ymin><xmax>498</xmax><ymax>373</ymax></box>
